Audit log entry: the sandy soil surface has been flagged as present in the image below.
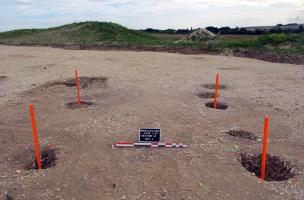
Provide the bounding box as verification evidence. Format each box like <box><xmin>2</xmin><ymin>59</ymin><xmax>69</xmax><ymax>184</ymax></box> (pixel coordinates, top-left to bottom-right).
<box><xmin>2</xmin><ymin>43</ymin><xmax>304</xmax><ymax>65</ymax></box>
<box><xmin>0</xmin><ymin>45</ymin><xmax>303</xmax><ymax>200</ymax></box>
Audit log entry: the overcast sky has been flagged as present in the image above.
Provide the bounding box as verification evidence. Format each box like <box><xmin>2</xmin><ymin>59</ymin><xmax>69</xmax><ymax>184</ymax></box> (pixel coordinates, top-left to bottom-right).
<box><xmin>0</xmin><ymin>0</ymin><xmax>303</xmax><ymax>31</ymax></box>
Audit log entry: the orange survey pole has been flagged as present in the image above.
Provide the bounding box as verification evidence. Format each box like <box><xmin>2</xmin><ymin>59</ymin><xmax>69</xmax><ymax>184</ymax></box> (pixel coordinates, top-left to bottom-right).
<box><xmin>260</xmin><ymin>116</ymin><xmax>269</xmax><ymax>180</ymax></box>
<box><xmin>75</xmin><ymin>69</ymin><xmax>81</xmax><ymax>106</ymax></box>
<box><xmin>29</xmin><ymin>104</ymin><xmax>42</xmax><ymax>169</ymax></box>
<box><xmin>214</xmin><ymin>74</ymin><xmax>219</xmax><ymax>111</ymax></box>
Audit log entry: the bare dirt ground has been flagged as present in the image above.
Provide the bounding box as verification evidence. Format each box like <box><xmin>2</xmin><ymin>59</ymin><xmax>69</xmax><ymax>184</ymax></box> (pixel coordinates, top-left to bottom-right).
<box><xmin>2</xmin><ymin>42</ymin><xmax>304</xmax><ymax>65</ymax></box>
<box><xmin>0</xmin><ymin>45</ymin><xmax>304</xmax><ymax>200</ymax></box>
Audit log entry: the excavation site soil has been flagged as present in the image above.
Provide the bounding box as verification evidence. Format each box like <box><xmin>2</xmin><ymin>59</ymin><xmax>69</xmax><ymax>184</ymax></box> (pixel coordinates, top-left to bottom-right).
<box><xmin>0</xmin><ymin>45</ymin><xmax>303</xmax><ymax>200</ymax></box>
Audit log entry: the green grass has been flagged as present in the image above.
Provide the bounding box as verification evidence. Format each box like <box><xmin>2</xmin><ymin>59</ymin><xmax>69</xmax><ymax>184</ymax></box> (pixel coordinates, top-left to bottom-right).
<box><xmin>172</xmin><ymin>33</ymin><xmax>304</xmax><ymax>54</ymax></box>
<box><xmin>0</xmin><ymin>22</ymin><xmax>303</xmax><ymax>55</ymax></box>
<box><xmin>0</xmin><ymin>21</ymin><xmax>171</xmax><ymax>46</ymax></box>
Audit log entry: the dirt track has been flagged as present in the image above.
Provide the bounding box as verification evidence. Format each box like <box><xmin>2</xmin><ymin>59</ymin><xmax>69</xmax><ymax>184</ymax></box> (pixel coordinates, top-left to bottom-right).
<box><xmin>0</xmin><ymin>45</ymin><xmax>304</xmax><ymax>200</ymax></box>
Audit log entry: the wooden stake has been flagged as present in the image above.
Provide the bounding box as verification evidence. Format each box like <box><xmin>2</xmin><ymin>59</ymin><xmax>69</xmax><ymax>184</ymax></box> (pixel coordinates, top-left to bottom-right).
<box><xmin>75</xmin><ymin>69</ymin><xmax>81</xmax><ymax>106</ymax></box>
<box><xmin>29</xmin><ymin>104</ymin><xmax>42</xmax><ymax>169</ymax></box>
<box><xmin>214</xmin><ymin>74</ymin><xmax>219</xmax><ymax>111</ymax></box>
<box><xmin>260</xmin><ymin>116</ymin><xmax>269</xmax><ymax>180</ymax></box>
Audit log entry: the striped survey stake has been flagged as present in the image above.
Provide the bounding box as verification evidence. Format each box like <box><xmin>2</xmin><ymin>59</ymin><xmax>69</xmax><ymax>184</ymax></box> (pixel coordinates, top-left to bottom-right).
<box><xmin>115</xmin><ymin>141</ymin><xmax>187</xmax><ymax>148</ymax></box>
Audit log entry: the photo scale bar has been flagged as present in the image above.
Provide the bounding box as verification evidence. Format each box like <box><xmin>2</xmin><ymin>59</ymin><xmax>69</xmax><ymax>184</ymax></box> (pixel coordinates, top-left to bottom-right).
<box><xmin>115</xmin><ymin>142</ymin><xmax>187</xmax><ymax>148</ymax></box>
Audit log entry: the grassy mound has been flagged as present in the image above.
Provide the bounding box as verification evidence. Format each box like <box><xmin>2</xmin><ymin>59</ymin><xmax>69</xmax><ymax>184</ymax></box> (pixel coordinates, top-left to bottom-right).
<box><xmin>0</xmin><ymin>21</ymin><xmax>168</xmax><ymax>46</ymax></box>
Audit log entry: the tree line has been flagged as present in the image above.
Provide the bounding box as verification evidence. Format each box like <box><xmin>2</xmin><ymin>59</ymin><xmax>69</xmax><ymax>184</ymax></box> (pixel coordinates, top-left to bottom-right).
<box><xmin>142</xmin><ymin>24</ymin><xmax>304</xmax><ymax>35</ymax></box>
<box><xmin>206</xmin><ymin>25</ymin><xmax>304</xmax><ymax>35</ymax></box>
<box><xmin>142</xmin><ymin>28</ymin><xmax>195</xmax><ymax>34</ymax></box>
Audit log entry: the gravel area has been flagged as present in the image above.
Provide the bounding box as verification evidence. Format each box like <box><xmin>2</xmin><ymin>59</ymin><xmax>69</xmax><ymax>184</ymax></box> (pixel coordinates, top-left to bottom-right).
<box><xmin>0</xmin><ymin>45</ymin><xmax>303</xmax><ymax>200</ymax></box>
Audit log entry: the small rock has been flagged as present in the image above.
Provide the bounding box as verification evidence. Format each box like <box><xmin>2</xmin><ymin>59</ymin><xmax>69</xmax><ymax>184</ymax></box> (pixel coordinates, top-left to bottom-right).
<box><xmin>274</xmin><ymin>107</ymin><xmax>280</xmax><ymax>111</ymax></box>
<box><xmin>232</xmin><ymin>145</ymin><xmax>240</xmax><ymax>152</ymax></box>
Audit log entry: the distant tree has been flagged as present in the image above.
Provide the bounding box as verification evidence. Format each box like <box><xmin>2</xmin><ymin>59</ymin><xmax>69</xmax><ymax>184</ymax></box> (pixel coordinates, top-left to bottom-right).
<box><xmin>298</xmin><ymin>25</ymin><xmax>304</xmax><ymax>33</ymax></box>
<box><xmin>254</xmin><ymin>29</ymin><xmax>263</xmax><ymax>35</ymax></box>
<box><xmin>176</xmin><ymin>29</ymin><xmax>191</xmax><ymax>34</ymax></box>
<box><xmin>218</xmin><ymin>26</ymin><xmax>232</xmax><ymax>34</ymax></box>
<box><xmin>206</xmin><ymin>26</ymin><xmax>219</xmax><ymax>34</ymax></box>
<box><xmin>239</xmin><ymin>28</ymin><xmax>248</xmax><ymax>34</ymax></box>
<box><xmin>269</xmin><ymin>28</ymin><xmax>279</xmax><ymax>33</ymax></box>
<box><xmin>164</xmin><ymin>29</ymin><xmax>176</xmax><ymax>34</ymax></box>
<box><xmin>143</xmin><ymin>28</ymin><xmax>160</xmax><ymax>33</ymax></box>
<box><xmin>231</xmin><ymin>27</ymin><xmax>240</xmax><ymax>34</ymax></box>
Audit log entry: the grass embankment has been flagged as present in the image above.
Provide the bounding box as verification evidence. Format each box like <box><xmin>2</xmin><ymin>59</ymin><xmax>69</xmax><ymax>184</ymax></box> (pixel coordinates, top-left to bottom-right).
<box><xmin>0</xmin><ymin>21</ymin><xmax>303</xmax><ymax>62</ymax></box>
<box><xmin>0</xmin><ymin>22</ymin><xmax>171</xmax><ymax>46</ymax></box>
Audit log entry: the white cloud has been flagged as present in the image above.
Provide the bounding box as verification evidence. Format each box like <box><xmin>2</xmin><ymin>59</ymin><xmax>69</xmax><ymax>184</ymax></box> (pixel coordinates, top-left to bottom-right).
<box><xmin>0</xmin><ymin>0</ymin><xmax>303</xmax><ymax>31</ymax></box>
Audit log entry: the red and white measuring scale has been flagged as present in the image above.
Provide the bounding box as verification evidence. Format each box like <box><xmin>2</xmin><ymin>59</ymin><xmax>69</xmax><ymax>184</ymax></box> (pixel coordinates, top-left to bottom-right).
<box><xmin>115</xmin><ymin>141</ymin><xmax>187</xmax><ymax>148</ymax></box>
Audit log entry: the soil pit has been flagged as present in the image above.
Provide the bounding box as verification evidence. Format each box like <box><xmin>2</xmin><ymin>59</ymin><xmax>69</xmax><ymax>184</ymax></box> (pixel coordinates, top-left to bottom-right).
<box><xmin>203</xmin><ymin>83</ymin><xmax>227</xmax><ymax>89</ymax></box>
<box><xmin>205</xmin><ymin>101</ymin><xmax>228</xmax><ymax>109</ymax></box>
<box><xmin>197</xmin><ymin>92</ymin><xmax>216</xmax><ymax>99</ymax></box>
<box><xmin>25</xmin><ymin>148</ymin><xmax>57</xmax><ymax>170</ymax></box>
<box><xmin>0</xmin><ymin>75</ymin><xmax>7</xmax><ymax>80</ymax></box>
<box><xmin>240</xmin><ymin>153</ymin><xmax>295</xmax><ymax>181</ymax></box>
<box><xmin>5</xmin><ymin>194</ymin><xmax>13</xmax><ymax>200</ymax></box>
<box><xmin>47</xmin><ymin>76</ymin><xmax>107</xmax><ymax>89</ymax></box>
<box><xmin>66</xmin><ymin>101</ymin><xmax>94</xmax><ymax>109</ymax></box>
<box><xmin>227</xmin><ymin>130</ymin><xmax>257</xmax><ymax>140</ymax></box>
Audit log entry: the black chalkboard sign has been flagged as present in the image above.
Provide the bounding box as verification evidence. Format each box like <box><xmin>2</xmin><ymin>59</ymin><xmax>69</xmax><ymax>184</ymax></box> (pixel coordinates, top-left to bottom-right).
<box><xmin>139</xmin><ymin>128</ymin><xmax>161</xmax><ymax>142</ymax></box>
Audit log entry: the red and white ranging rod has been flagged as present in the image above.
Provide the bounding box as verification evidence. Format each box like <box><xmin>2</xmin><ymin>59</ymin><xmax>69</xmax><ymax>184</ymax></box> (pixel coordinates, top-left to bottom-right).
<box><xmin>115</xmin><ymin>141</ymin><xmax>187</xmax><ymax>148</ymax></box>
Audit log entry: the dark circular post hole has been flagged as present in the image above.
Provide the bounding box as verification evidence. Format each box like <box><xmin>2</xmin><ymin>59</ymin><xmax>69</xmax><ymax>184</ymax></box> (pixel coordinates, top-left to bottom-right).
<box><xmin>0</xmin><ymin>75</ymin><xmax>7</xmax><ymax>80</ymax></box>
<box><xmin>205</xmin><ymin>101</ymin><xmax>228</xmax><ymax>109</ymax></box>
<box><xmin>25</xmin><ymin>148</ymin><xmax>57</xmax><ymax>170</ymax></box>
<box><xmin>240</xmin><ymin>153</ymin><xmax>295</xmax><ymax>181</ymax></box>
<box><xmin>66</xmin><ymin>101</ymin><xmax>94</xmax><ymax>109</ymax></box>
<box><xmin>54</xmin><ymin>77</ymin><xmax>107</xmax><ymax>89</ymax></box>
